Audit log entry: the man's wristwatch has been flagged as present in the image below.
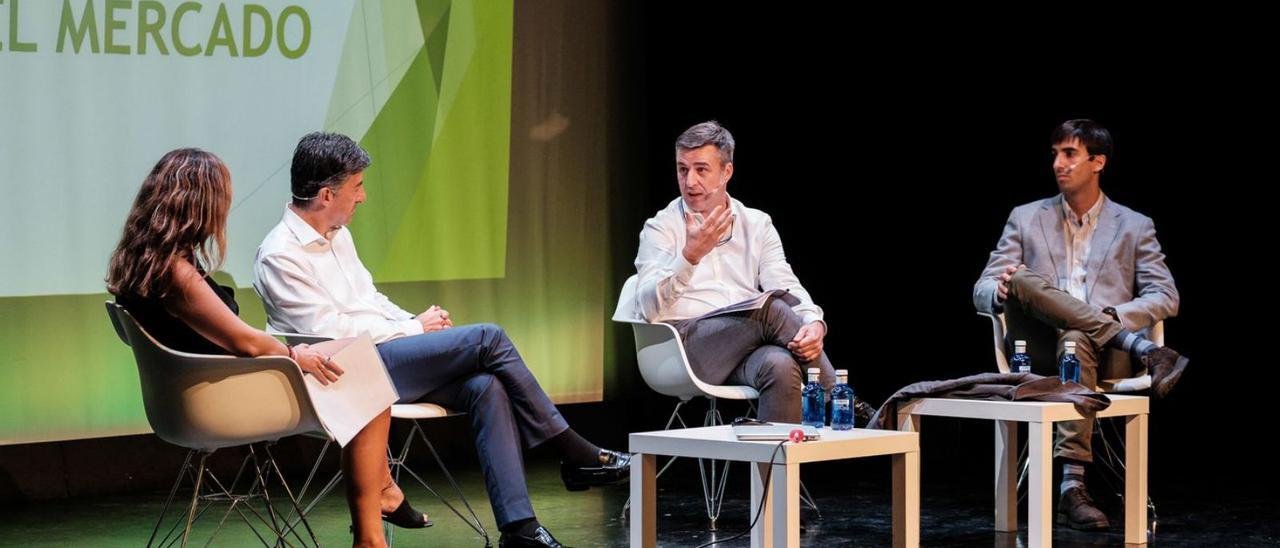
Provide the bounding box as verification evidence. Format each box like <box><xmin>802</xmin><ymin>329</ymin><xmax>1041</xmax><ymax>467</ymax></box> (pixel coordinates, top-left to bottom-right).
<box><xmin>1102</xmin><ymin>306</ymin><xmax>1121</xmax><ymax>323</ymax></box>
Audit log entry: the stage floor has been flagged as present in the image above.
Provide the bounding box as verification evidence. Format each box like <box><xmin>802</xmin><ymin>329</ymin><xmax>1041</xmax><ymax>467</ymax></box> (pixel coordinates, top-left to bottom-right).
<box><xmin>1</xmin><ymin>455</ymin><xmax>1274</xmax><ymax>547</ymax></box>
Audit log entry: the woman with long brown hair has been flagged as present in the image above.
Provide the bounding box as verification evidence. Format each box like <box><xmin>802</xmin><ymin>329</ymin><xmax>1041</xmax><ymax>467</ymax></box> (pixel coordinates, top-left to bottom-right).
<box><xmin>107</xmin><ymin>148</ymin><xmax>427</xmax><ymax>547</ymax></box>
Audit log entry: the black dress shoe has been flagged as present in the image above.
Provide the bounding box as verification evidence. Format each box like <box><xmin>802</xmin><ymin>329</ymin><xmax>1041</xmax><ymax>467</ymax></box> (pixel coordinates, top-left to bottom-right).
<box><xmin>853</xmin><ymin>396</ymin><xmax>877</xmax><ymax>425</ymax></box>
<box><xmin>499</xmin><ymin>525</ymin><xmax>564</xmax><ymax>547</ymax></box>
<box><xmin>560</xmin><ymin>449</ymin><xmax>631</xmax><ymax>491</ymax></box>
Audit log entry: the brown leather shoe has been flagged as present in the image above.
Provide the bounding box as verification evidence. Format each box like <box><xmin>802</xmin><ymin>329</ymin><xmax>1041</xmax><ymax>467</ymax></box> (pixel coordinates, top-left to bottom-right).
<box><xmin>1142</xmin><ymin>346</ymin><xmax>1190</xmax><ymax>399</ymax></box>
<box><xmin>1057</xmin><ymin>486</ymin><xmax>1110</xmax><ymax>530</ymax></box>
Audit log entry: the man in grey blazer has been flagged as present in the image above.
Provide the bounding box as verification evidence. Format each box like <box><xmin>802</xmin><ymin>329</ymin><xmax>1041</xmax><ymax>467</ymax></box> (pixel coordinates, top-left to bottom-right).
<box><xmin>974</xmin><ymin>119</ymin><xmax>1189</xmax><ymax>531</ymax></box>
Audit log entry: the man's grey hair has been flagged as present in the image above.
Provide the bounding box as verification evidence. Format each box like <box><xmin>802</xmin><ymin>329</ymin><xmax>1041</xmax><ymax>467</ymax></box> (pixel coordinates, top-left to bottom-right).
<box><xmin>675</xmin><ymin>121</ymin><xmax>735</xmax><ymax>166</ymax></box>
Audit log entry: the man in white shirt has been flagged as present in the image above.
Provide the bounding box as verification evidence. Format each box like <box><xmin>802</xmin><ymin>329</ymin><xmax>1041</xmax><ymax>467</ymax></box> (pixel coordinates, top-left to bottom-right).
<box><xmin>632</xmin><ymin>121</ymin><xmax>837</xmax><ymax>423</ymax></box>
<box><xmin>254</xmin><ymin>132</ymin><xmax>626</xmax><ymax>548</ymax></box>
<box><xmin>973</xmin><ymin>119</ymin><xmax>1189</xmax><ymax>531</ymax></box>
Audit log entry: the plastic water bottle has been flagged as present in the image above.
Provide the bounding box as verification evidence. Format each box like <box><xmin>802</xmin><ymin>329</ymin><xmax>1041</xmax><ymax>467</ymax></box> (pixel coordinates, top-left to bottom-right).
<box><xmin>830</xmin><ymin>369</ymin><xmax>854</xmax><ymax>430</ymax></box>
<box><xmin>1059</xmin><ymin>341</ymin><xmax>1081</xmax><ymax>384</ymax></box>
<box><xmin>802</xmin><ymin>367</ymin><xmax>825</xmax><ymax>428</ymax></box>
<box><xmin>1012</xmin><ymin>340</ymin><xmax>1032</xmax><ymax>374</ymax></box>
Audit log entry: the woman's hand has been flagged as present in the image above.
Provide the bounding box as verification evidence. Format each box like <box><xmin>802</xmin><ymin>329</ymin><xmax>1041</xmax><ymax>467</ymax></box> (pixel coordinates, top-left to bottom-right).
<box><xmin>291</xmin><ymin>343</ymin><xmax>345</xmax><ymax>385</ymax></box>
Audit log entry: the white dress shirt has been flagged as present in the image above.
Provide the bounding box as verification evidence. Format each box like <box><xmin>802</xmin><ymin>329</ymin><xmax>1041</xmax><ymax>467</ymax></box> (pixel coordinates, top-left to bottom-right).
<box><xmin>1062</xmin><ymin>193</ymin><xmax>1105</xmax><ymax>301</ymax></box>
<box><xmin>253</xmin><ymin>206</ymin><xmax>424</xmax><ymax>344</ymax></box>
<box><xmin>633</xmin><ymin>196</ymin><xmax>824</xmax><ymax>327</ymax></box>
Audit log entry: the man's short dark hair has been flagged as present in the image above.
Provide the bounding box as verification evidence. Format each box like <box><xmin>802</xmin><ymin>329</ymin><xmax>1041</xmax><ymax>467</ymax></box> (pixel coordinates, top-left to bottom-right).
<box><xmin>290</xmin><ymin>132</ymin><xmax>371</xmax><ymax>206</ymax></box>
<box><xmin>1051</xmin><ymin>119</ymin><xmax>1113</xmax><ymax>159</ymax></box>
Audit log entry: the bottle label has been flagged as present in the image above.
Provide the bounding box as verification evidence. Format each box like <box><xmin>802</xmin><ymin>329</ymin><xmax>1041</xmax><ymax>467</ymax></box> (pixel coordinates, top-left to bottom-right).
<box><xmin>833</xmin><ymin>399</ymin><xmax>851</xmax><ymax>410</ymax></box>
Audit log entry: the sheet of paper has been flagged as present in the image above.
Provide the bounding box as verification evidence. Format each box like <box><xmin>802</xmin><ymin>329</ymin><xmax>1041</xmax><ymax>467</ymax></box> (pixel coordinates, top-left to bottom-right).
<box><xmin>692</xmin><ymin>289</ymin><xmax>801</xmax><ymax>321</ymax></box>
<box><xmin>300</xmin><ymin>333</ymin><xmax>399</xmax><ymax>446</ymax></box>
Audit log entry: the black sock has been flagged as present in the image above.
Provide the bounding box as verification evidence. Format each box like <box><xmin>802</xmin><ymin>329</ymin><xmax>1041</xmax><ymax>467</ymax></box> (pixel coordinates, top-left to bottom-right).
<box><xmin>549</xmin><ymin>428</ymin><xmax>602</xmax><ymax>466</ymax></box>
<box><xmin>1105</xmin><ymin>329</ymin><xmax>1156</xmax><ymax>360</ymax></box>
<box><xmin>501</xmin><ymin>517</ymin><xmax>542</xmax><ymax>536</ymax></box>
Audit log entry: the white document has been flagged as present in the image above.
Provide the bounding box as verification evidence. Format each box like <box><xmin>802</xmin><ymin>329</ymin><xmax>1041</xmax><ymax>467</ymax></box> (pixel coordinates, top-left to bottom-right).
<box><xmin>300</xmin><ymin>333</ymin><xmax>399</xmax><ymax>446</ymax></box>
<box><xmin>692</xmin><ymin>289</ymin><xmax>801</xmax><ymax>321</ymax></box>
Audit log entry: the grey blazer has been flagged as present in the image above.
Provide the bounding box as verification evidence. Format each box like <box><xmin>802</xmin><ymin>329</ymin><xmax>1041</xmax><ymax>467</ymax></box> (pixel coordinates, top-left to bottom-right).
<box><xmin>974</xmin><ymin>195</ymin><xmax>1179</xmax><ymax>372</ymax></box>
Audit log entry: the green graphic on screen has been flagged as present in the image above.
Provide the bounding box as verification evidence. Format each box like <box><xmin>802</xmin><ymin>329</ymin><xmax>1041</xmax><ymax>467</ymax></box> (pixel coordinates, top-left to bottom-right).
<box><xmin>0</xmin><ymin>0</ymin><xmax>606</xmax><ymax>447</ymax></box>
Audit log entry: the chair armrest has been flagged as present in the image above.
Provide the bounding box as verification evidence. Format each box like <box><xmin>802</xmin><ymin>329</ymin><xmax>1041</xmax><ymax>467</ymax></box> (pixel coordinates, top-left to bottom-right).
<box><xmin>267</xmin><ymin>328</ymin><xmax>334</xmax><ymax>346</ymax></box>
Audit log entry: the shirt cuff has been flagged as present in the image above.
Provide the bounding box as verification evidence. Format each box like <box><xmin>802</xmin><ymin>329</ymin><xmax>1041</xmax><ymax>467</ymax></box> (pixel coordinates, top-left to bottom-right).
<box><xmin>400</xmin><ymin>318</ymin><xmax>425</xmax><ymax>337</ymax></box>
<box><xmin>671</xmin><ymin>251</ymin><xmax>698</xmax><ymax>285</ymax></box>
<box><xmin>802</xmin><ymin>313</ymin><xmax>825</xmax><ymax>332</ymax></box>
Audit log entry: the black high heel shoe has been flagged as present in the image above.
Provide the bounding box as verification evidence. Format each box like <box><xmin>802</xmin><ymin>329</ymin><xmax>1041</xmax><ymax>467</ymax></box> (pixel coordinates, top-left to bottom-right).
<box><xmin>350</xmin><ymin>498</ymin><xmax>433</xmax><ymax>535</ymax></box>
<box><xmin>382</xmin><ymin>498</ymin><xmax>432</xmax><ymax>529</ymax></box>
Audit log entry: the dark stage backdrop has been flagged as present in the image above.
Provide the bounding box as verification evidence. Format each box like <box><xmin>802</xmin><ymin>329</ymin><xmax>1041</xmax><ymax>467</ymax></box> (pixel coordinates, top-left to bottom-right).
<box><xmin>612</xmin><ymin>4</ymin><xmax>1271</xmax><ymax>492</ymax></box>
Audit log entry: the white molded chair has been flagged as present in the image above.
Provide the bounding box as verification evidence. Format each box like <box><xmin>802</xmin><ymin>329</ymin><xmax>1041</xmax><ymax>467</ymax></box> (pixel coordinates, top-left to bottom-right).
<box><xmin>614</xmin><ymin>275</ymin><xmax>818</xmax><ymax>526</ymax></box>
<box><xmin>106</xmin><ymin>302</ymin><xmax>322</xmax><ymax>548</ymax></box>
<box><xmin>978</xmin><ymin>311</ymin><xmax>1162</xmax><ymax>392</ymax></box>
